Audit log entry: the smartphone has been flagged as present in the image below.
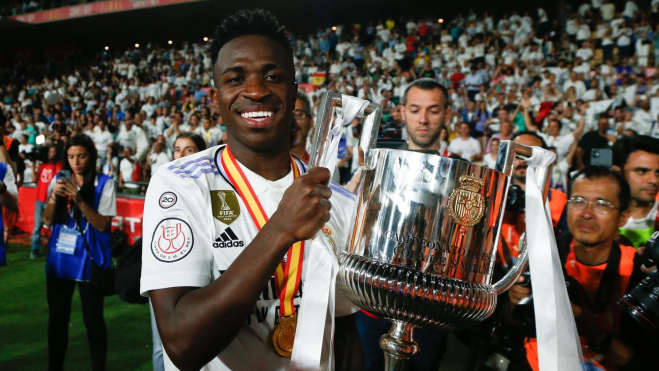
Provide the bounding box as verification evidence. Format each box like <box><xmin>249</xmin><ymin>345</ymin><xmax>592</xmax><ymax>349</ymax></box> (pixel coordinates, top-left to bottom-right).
<box><xmin>36</xmin><ymin>135</ymin><xmax>45</xmax><ymax>145</ymax></box>
<box><xmin>57</xmin><ymin>170</ymin><xmax>71</xmax><ymax>183</ymax></box>
<box><xmin>591</xmin><ymin>148</ymin><xmax>613</xmax><ymax>167</ymax></box>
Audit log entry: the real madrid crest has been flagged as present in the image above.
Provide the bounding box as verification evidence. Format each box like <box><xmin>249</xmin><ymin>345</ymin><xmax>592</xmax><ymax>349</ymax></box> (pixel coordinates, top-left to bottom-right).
<box><xmin>321</xmin><ymin>226</ymin><xmax>338</xmax><ymax>254</ymax></box>
<box><xmin>448</xmin><ymin>175</ymin><xmax>485</xmax><ymax>227</ymax></box>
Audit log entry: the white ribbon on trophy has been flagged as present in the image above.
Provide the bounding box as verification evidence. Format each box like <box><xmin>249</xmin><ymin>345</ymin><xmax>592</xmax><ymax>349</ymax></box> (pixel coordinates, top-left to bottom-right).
<box><xmin>290</xmin><ymin>95</ymin><xmax>370</xmax><ymax>371</ymax></box>
<box><xmin>524</xmin><ymin>148</ymin><xmax>585</xmax><ymax>371</ymax></box>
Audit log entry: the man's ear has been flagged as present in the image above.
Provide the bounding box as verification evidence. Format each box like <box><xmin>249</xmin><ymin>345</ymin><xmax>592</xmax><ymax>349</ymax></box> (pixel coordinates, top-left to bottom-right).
<box><xmin>612</xmin><ymin>165</ymin><xmax>622</xmax><ymax>173</ymax></box>
<box><xmin>400</xmin><ymin>105</ymin><xmax>406</xmax><ymax>123</ymax></box>
<box><xmin>209</xmin><ymin>88</ymin><xmax>219</xmax><ymax>106</ymax></box>
<box><xmin>619</xmin><ymin>209</ymin><xmax>631</xmax><ymax>228</ymax></box>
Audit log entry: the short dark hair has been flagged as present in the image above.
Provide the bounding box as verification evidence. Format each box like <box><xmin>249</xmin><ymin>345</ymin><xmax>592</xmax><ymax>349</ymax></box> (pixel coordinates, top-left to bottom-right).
<box><xmin>296</xmin><ymin>90</ymin><xmax>312</xmax><ymax>116</ymax></box>
<box><xmin>175</xmin><ymin>132</ymin><xmax>207</xmax><ymax>152</ymax></box>
<box><xmin>401</xmin><ymin>78</ymin><xmax>449</xmax><ymax>108</ymax></box>
<box><xmin>549</xmin><ymin>118</ymin><xmax>562</xmax><ymax>129</ymax></box>
<box><xmin>210</xmin><ymin>9</ymin><xmax>292</xmax><ymax>68</ymax></box>
<box><xmin>511</xmin><ymin>131</ymin><xmax>548</xmax><ymax>149</ymax></box>
<box><xmin>612</xmin><ymin>135</ymin><xmax>659</xmax><ymax>170</ymax></box>
<box><xmin>569</xmin><ymin>166</ymin><xmax>631</xmax><ymax>212</ymax></box>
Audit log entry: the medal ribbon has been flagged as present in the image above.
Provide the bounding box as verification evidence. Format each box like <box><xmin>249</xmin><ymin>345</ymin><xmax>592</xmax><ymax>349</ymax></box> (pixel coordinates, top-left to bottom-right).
<box><xmin>220</xmin><ymin>145</ymin><xmax>304</xmax><ymax>317</ymax></box>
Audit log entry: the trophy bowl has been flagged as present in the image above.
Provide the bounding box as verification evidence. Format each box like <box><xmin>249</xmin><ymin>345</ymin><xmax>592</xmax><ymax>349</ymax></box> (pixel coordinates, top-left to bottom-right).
<box><xmin>309</xmin><ymin>93</ymin><xmax>552</xmax><ymax>371</ymax></box>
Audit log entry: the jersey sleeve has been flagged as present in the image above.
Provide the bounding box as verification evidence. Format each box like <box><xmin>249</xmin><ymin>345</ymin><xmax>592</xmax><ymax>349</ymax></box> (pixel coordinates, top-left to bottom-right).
<box><xmin>3</xmin><ymin>166</ymin><xmax>17</xmax><ymax>196</ymax></box>
<box><xmin>328</xmin><ymin>182</ymin><xmax>360</xmax><ymax>317</ymax></box>
<box><xmin>97</xmin><ymin>178</ymin><xmax>116</xmax><ymax>216</ymax></box>
<box><xmin>140</xmin><ymin>167</ymin><xmax>213</xmax><ymax>296</ymax></box>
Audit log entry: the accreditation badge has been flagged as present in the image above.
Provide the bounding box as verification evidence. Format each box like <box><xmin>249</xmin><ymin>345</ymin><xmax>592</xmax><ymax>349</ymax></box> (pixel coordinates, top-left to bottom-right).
<box><xmin>210</xmin><ymin>190</ymin><xmax>240</xmax><ymax>225</ymax></box>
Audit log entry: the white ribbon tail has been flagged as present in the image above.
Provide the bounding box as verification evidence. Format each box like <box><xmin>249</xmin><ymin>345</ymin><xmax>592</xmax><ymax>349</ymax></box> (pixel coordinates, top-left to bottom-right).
<box><xmin>290</xmin><ymin>236</ymin><xmax>336</xmax><ymax>371</ymax></box>
<box><xmin>290</xmin><ymin>95</ymin><xmax>369</xmax><ymax>370</ymax></box>
<box><xmin>525</xmin><ymin>147</ymin><xmax>584</xmax><ymax>371</ymax></box>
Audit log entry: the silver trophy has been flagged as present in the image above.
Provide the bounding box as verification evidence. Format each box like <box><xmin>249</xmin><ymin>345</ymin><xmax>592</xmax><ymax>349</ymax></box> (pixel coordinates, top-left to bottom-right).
<box><xmin>310</xmin><ymin>93</ymin><xmax>553</xmax><ymax>371</ymax></box>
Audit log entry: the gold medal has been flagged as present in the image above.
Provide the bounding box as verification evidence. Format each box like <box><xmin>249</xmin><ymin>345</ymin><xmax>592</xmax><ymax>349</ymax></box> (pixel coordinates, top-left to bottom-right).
<box><xmin>272</xmin><ymin>315</ymin><xmax>297</xmax><ymax>357</ymax></box>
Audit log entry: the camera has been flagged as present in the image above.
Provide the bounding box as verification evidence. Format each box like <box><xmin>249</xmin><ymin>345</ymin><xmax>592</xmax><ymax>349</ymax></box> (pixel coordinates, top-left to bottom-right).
<box><xmin>380</xmin><ymin>122</ymin><xmax>403</xmax><ymax>140</ymax></box>
<box><xmin>618</xmin><ymin>231</ymin><xmax>659</xmax><ymax>331</ymax></box>
<box><xmin>505</xmin><ymin>184</ymin><xmax>525</xmax><ymax>213</ymax></box>
<box><xmin>25</xmin><ymin>145</ymin><xmax>49</xmax><ymax>163</ymax></box>
<box><xmin>513</xmin><ymin>271</ymin><xmax>580</xmax><ymax>338</ymax></box>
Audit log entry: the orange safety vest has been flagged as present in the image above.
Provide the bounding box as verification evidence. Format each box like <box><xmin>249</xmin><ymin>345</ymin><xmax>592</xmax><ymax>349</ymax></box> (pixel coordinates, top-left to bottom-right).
<box><xmin>497</xmin><ymin>189</ymin><xmax>567</xmax><ymax>263</ymax></box>
<box><xmin>524</xmin><ymin>243</ymin><xmax>636</xmax><ymax>371</ymax></box>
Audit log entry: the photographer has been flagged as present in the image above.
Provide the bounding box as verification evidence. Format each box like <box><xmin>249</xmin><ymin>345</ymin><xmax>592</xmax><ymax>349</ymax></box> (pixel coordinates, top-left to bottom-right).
<box><xmin>30</xmin><ymin>143</ymin><xmax>62</xmax><ymax>259</ymax></box>
<box><xmin>499</xmin><ymin>132</ymin><xmax>568</xmax><ymax>261</ymax></box>
<box><xmin>42</xmin><ymin>134</ymin><xmax>116</xmax><ymax>371</ymax></box>
<box><xmin>506</xmin><ymin>166</ymin><xmax>655</xmax><ymax>370</ymax></box>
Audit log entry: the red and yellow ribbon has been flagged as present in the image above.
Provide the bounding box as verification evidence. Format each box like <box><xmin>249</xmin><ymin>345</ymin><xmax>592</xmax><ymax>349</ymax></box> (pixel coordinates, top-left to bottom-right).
<box><xmin>221</xmin><ymin>145</ymin><xmax>304</xmax><ymax>317</ymax></box>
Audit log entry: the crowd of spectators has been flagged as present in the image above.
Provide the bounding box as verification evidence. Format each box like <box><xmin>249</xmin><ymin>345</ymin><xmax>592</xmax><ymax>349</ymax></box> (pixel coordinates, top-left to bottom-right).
<box><xmin>4</xmin><ymin>1</ymin><xmax>659</xmax><ymax>194</ymax></box>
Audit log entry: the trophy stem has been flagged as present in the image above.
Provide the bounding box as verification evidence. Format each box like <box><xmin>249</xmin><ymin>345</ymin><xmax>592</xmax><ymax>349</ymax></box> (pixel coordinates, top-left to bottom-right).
<box><xmin>379</xmin><ymin>321</ymin><xmax>419</xmax><ymax>371</ymax></box>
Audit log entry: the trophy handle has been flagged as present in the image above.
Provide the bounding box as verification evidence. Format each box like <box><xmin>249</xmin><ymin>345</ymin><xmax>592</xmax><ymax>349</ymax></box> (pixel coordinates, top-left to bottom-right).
<box><xmin>309</xmin><ymin>92</ymin><xmax>382</xmax><ymax>170</ymax></box>
<box><xmin>492</xmin><ymin>141</ymin><xmax>554</xmax><ymax>294</ymax></box>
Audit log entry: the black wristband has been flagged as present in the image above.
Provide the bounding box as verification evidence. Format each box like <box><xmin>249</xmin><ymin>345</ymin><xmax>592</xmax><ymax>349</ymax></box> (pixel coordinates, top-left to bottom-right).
<box><xmin>589</xmin><ymin>332</ymin><xmax>613</xmax><ymax>355</ymax></box>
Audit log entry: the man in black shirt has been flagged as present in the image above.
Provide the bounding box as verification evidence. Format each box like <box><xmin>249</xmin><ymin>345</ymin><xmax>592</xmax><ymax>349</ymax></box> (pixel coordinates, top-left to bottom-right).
<box><xmin>578</xmin><ymin>116</ymin><xmax>615</xmax><ymax>166</ymax></box>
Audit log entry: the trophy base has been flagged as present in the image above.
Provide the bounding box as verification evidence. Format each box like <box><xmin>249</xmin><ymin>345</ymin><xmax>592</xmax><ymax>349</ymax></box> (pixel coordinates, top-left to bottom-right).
<box><xmin>379</xmin><ymin>321</ymin><xmax>418</xmax><ymax>371</ymax></box>
<box><xmin>337</xmin><ymin>252</ymin><xmax>497</xmax><ymax>331</ymax></box>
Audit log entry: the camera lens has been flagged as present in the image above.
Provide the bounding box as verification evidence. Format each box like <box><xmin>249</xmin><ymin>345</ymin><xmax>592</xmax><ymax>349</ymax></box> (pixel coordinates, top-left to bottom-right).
<box><xmin>618</xmin><ymin>270</ymin><xmax>659</xmax><ymax>331</ymax></box>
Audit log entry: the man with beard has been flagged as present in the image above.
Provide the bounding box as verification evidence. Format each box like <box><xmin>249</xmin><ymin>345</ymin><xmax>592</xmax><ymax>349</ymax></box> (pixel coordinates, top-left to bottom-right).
<box><xmin>141</xmin><ymin>9</ymin><xmax>362</xmax><ymax>371</ymax></box>
<box><xmin>398</xmin><ymin>78</ymin><xmax>455</xmax><ymax>158</ymax></box>
<box><xmin>614</xmin><ymin>135</ymin><xmax>659</xmax><ymax>247</ymax></box>
<box><xmin>499</xmin><ymin>132</ymin><xmax>568</xmax><ymax>261</ymax></box>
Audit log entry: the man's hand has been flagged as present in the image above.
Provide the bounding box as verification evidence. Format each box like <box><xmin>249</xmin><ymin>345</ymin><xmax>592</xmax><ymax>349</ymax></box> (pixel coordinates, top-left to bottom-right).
<box><xmin>508</xmin><ymin>275</ymin><xmax>532</xmax><ymax>305</ymax></box>
<box><xmin>270</xmin><ymin>167</ymin><xmax>332</xmax><ymax>244</ymax></box>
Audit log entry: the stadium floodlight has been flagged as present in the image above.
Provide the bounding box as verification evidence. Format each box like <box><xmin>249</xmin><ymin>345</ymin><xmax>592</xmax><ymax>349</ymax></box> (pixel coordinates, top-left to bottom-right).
<box><xmin>104</xmin><ymin>46</ymin><xmax>109</xmax><ymax>51</ymax></box>
<box><xmin>168</xmin><ymin>40</ymin><xmax>173</xmax><ymax>45</ymax></box>
<box><xmin>438</xmin><ymin>18</ymin><xmax>444</xmax><ymax>23</ymax></box>
<box><xmin>331</xmin><ymin>26</ymin><xmax>337</xmax><ymax>31</ymax></box>
<box><xmin>135</xmin><ymin>43</ymin><xmax>140</xmax><ymax>48</ymax></box>
<box><xmin>203</xmin><ymin>37</ymin><xmax>209</xmax><ymax>42</ymax></box>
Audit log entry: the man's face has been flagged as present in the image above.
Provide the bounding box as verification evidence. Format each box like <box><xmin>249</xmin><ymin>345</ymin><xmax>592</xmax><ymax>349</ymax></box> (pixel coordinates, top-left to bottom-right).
<box><xmin>48</xmin><ymin>147</ymin><xmax>58</xmax><ymax>161</ymax></box>
<box><xmin>624</xmin><ymin>151</ymin><xmax>659</xmax><ymax>204</ymax></box>
<box><xmin>459</xmin><ymin>122</ymin><xmax>470</xmax><ymax>136</ymax></box>
<box><xmin>498</xmin><ymin>109</ymin><xmax>508</xmax><ymax>122</ymax></box>
<box><xmin>568</xmin><ymin>176</ymin><xmax>628</xmax><ymax>247</ymax></box>
<box><xmin>202</xmin><ymin>118</ymin><xmax>212</xmax><ymax>130</ymax></box>
<box><xmin>500</xmin><ymin>120</ymin><xmax>513</xmax><ymax>136</ymax></box>
<box><xmin>291</xmin><ymin>98</ymin><xmax>312</xmax><ymax>147</ymax></box>
<box><xmin>512</xmin><ymin>134</ymin><xmax>543</xmax><ymax>185</ymax></box>
<box><xmin>191</xmin><ymin>115</ymin><xmax>199</xmax><ymax>126</ymax></box>
<box><xmin>548</xmin><ymin>120</ymin><xmax>561</xmax><ymax>136</ymax></box>
<box><xmin>211</xmin><ymin>35</ymin><xmax>296</xmax><ymax>152</ymax></box>
<box><xmin>597</xmin><ymin>118</ymin><xmax>609</xmax><ymax>132</ymax></box>
<box><xmin>401</xmin><ymin>86</ymin><xmax>446</xmax><ymax>148</ymax></box>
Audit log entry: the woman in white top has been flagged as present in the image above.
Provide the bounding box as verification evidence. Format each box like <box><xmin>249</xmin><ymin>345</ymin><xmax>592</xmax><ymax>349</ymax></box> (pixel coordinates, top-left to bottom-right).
<box><xmin>483</xmin><ymin>137</ymin><xmax>500</xmax><ymax>169</ymax></box>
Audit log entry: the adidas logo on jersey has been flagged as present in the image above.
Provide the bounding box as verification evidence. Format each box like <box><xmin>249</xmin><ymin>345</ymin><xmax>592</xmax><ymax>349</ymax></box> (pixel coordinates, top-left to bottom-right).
<box><xmin>214</xmin><ymin>227</ymin><xmax>244</xmax><ymax>248</ymax></box>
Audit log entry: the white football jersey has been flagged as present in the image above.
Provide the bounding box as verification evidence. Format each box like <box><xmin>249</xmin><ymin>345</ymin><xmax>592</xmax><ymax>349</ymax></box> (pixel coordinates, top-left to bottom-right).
<box><xmin>141</xmin><ymin>145</ymin><xmax>359</xmax><ymax>371</ymax></box>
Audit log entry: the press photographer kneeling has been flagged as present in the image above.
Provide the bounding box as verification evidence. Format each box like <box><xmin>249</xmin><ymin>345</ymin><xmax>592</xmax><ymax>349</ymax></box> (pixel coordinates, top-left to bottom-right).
<box><xmin>505</xmin><ymin>166</ymin><xmax>657</xmax><ymax>371</ymax></box>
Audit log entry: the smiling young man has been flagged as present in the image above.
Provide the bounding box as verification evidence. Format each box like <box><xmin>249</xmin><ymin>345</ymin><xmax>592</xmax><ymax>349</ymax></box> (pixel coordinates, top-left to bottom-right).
<box><xmin>141</xmin><ymin>9</ymin><xmax>361</xmax><ymax>371</ymax></box>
